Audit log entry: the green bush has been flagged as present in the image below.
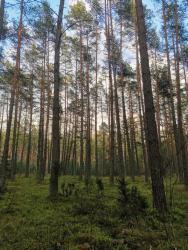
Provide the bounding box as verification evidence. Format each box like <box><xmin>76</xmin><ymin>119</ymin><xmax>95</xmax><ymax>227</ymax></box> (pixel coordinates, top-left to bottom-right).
<box><xmin>117</xmin><ymin>178</ymin><xmax>148</xmax><ymax>219</ymax></box>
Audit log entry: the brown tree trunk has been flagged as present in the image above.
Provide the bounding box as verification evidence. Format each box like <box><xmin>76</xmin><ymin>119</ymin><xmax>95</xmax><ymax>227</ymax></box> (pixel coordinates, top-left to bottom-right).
<box><xmin>121</xmin><ymin>86</ymin><xmax>132</xmax><ymax>177</ymax></box>
<box><xmin>25</xmin><ymin>74</ymin><xmax>33</xmax><ymax>177</ymax></box>
<box><xmin>135</xmin><ymin>0</ymin><xmax>167</xmax><ymax>213</ymax></box>
<box><xmin>0</xmin><ymin>0</ymin><xmax>24</xmax><ymax>192</ymax></box>
<box><xmin>0</xmin><ymin>0</ymin><xmax>5</xmax><ymax>39</ymax></box>
<box><xmin>95</xmin><ymin>24</ymin><xmax>99</xmax><ymax>179</ymax></box>
<box><xmin>11</xmin><ymin>97</ymin><xmax>23</xmax><ymax>179</ymax></box>
<box><xmin>105</xmin><ymin>0</ymin><xmax>115</xmax><ymax>184</ymax></box>
<box><xmin>161</xmin><ymin>0</ymin><xmax>182</xmax><ymax>180</ymax></box>
<box><xmin>113</xmin><ymin>68</ymin><xmax>125</xmax><ymax>179</ymax></box>
<box><xmin>85</xmin><ymin>34</ymin><xmax>91</xmax><ymax>184</ymax></box>
<box><xmin>11</xmin><ymin>87</ymin><xmax>20</xmax><ymax>180</ymax></box>
<box><xmin>174</xmin><ymin>0</ymin><xmax>188</xmax><ymax>186</ymax></box>
<box><xmin>43</xmin><ymin>35</ymin><xmax>51</xmax><ymax>174</ymax></box>
<box><xmin>128</xmin><ymin>85</ymin><xmax>136</xmax><ymax>180</ymax></box>
<box><xmin>135</xmin><ymin>31</ymin><xmax>149</xmax><ymax>181</ymax></box>
<box><xmin>0</xmin><ymin>99</ymin><xmax>5</xmax><ymax>155</ymax></box>
<box><xmin>50</xmin><ymin>0</ymin><xmax>65</xmax><ymax>196</ymax></box>
<box><xmin>20</xmin><ymin>104</ymin><xmax>28</xmax><ymax>171</ymax></box>
<box><xmin>79</xmin><ymin>24</ymin><xmax>84</xmax><ymax>180</ymax></box>
<box><xmin>37</xmin><ymin>78</ymin><xmax>45</xmax><ymax>181</ymax></box>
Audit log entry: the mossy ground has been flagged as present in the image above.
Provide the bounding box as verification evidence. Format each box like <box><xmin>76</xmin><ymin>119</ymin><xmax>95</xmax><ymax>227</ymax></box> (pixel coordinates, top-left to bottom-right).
<box><xmin>0</xmin><ymin>176</ymin><xmax>187</xmax><ymax>250</ymax></box>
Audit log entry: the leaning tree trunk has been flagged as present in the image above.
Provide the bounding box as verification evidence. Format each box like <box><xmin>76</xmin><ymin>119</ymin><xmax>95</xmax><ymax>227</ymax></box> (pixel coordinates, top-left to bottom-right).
<box><xmin>49</xmin><ymin>0</ymin><xmax>65</xmax><ymax>197</ymax></box>
<box><xmin>135</xmin><ymin>0</ymin><xmax>167</xmax><ymax>213</ymax></box>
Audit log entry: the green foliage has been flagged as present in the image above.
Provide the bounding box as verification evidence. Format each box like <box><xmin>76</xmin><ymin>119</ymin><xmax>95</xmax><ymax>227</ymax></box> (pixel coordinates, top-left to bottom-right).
<box><xmin>60</xmin><ymin>182</ymin><xmax>78</xmax><ymax>197</ymax></box>
<box><xmin>153</xmin><ymin>66</ymin><xmax>173</xmax><ymax>99</ymax></box>
<box><xmin>117</xmin><ymin>178</ymin><xmax>148</xmax><ymax>219</ymax></box>
<box><xmin>96</xmin><ymin>178</ymin><xmax>104</xmax><ymax>194</ymax></box>
<box><xmin>71</xmin><ymin>186</ymin><xmax>105</xmax><ymax>216</ymax></box>
<box><xmin>0</xmin><ymin>176</ymin><xmax>187</xmax><ymax>250</ymax></box>
<box><xmin>67</xmin><ymin>1</ymin><xmax>93</xmax><ymax>26</ymax></box>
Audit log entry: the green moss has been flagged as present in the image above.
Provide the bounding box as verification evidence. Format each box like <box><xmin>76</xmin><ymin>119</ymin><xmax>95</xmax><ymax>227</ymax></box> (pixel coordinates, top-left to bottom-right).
<box><xmin>0</xmin><ymin>176</ymin><xmax>187</xmax><ymax>250</ymax></box>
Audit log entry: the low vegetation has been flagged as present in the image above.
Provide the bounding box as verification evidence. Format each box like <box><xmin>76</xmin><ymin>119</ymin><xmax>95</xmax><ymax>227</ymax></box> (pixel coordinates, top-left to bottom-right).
<box><xmin>0</xmin><ymin>176</ymin><xmax>187</xmax><ymax>250</ymax></box>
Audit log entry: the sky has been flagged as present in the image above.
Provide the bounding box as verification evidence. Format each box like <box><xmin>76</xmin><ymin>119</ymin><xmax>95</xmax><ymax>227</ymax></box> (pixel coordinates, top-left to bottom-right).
<box><xmin>2</xmin><ymin>0</ymin><xmax>162</xmax><ymax>70</ymax></box>
<box><xmin>5</xmin><ymin>0</ymin><xmax>160</xmax><ymax>19</ymax></box>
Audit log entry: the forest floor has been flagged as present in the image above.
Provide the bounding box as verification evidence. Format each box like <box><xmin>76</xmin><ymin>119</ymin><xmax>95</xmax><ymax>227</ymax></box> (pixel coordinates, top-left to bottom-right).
<box><xmin>0</xmin><ymin>176</ymin><xmax>187</xmax><ymax>250</ymax></box>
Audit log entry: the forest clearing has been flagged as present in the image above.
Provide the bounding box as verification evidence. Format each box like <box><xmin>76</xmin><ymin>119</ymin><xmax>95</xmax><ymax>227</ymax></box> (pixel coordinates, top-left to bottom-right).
<box><xmin>0</xmin><ymin>0</ymin><xmax>188</xmax><ymax>249</ymax></box>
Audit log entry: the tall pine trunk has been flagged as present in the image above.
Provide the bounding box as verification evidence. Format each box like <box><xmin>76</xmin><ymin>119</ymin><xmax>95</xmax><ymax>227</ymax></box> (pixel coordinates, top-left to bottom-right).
<box><xmin>0</xmin><ymin>0</ymin><xmax>24</xmax><ymax>192</ymax></box>
<box><xmin>50</xmin><ymin>0</ymin><xmax>64</xmax><ymax>196</ymax></box>
<box><xmin>161</xmin><ymin>0</ymin><xmax>181</xmax><ymax>180</ymax></box>
<box><xmin>135</xmin><ymin>0</ymin><xmax>167</xmax><ymax>213</ymax></box>
<box><xmin>174</xmin><ymin>0</ymin><xmax>188</xmax><ymax>186</ymax></box>
<box><xmin>25</xmin><ymin>74</ymin><xmax>33</xmax><ymax>177</ymax></box>
<box><xmin>0</xmin><ymin>0</ymin><xmax>5</xmax><ymax>39</ymax></box>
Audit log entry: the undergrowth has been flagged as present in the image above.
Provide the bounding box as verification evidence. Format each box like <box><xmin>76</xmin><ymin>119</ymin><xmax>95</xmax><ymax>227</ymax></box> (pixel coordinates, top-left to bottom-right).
<box><xmin>0</xmin><ymin>176</ymin><xmax>187</xmax><ymax>250</ymax></box>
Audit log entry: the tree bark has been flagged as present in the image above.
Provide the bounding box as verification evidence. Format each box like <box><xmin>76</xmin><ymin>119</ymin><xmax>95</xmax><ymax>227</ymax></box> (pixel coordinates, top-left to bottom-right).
<box><xmin>105</xmin><ymin>0</ymin><xmax>115</xmax><ymax>184</ymax></box>
<box><xmin>161</xmin><ymin>0</ymin><xmax>182</xmax><ymax>180</ymax></box>
<box><xmin>0</xmin><ymin>0</ymin><xmax>5</xmax><ymax>39</ymax></box>
<box><xmin>50</xmin><ymin>0</ymin><xmax>64</xmax><ymax>196</ymax></box>
<box><xmin>85</xmin><ymin>34</ymin><xmax>91</xmax><ymax>184</ymax></box>
<box><xmin>25</xmin><ymin>74</ymin><xmax>33</xmax><ymax>177</ymax></box>
<box><xmin>174</xmin><ymin>0</ymin><xmax>188</xmax><ymax>186</ymax></box>
<box><xmin>135</xmin><ymin>0</ymin><xmax>167</xmax><ymax>213</ymax></box>
<box><xmin>0</xmin><ymin>0</ymin><xmax>24</xmax><ymax>192</ymax></box>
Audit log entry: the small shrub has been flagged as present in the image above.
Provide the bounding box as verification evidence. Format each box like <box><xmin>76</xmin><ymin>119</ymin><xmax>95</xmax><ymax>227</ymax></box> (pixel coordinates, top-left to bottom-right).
<box><xmin>96</xmin><ymin>179</ymin><xmax>104</xmax><ymax>195</ymax></box>
<box><xmin>60</xmin><ymin>182</ymin><xmax>77</xmax><ymax>197</ymax></box>
<box><xmin>71</xmin><ymin>186</ymin><xmax>106</xmax><ymax>218</ymax></box>
<box><xmin>117</xmin><ymin>178</ymin><xmax>148</xmax><ymax>219</ymax></box>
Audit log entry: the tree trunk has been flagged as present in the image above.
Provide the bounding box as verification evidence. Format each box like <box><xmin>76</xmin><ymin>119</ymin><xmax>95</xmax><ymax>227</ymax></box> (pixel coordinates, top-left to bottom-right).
<box><xmin>135</xmin><ymin>0</ymin><xmax>167</xmax><ymax>213</ymax></box>
<box><xmin>37</xmin><ymin>78</ymin><xmax>45</xmax><ymax>181</ymax></box>
<box><xmin>0</xmin><ymin>0</ymin><xmax>5</xmax><ymax>39</ymax></box>
<box><xmin>50</xmin><ymin>0</ymin><xmax>65</xmax><ymax>196</ymax></box>
<box><xmin>113</xmin><ymin>68</ymin><xmax>125</xmax><ymax>179</ymax></box>
<box><xmin>105</xmin><ymin>0</ymin><xmax>115</xmax><ymax>184</ymax></box>
<box><xmin>128</xmin><ymin>85</ymin><xmax>136</xmax><ymax>180</ymax></box>
<box><xmin>11</xmin><ymin>87</ymin><xmax>20</xmax><ymax>180</ymax></box>
<box><xmin>79</xmin><ymin>24</ymin><xmax>84</xmax><ymax>180</ymax></box>
<box><xmin>25</xmin><ymin>74</ymin><xmax>33</xmax><ymax>177</ymax></box>
<box><xmin>161</xmin><ymin>0</ymin><xmax>182</xmax><ymax>180</ymax></box>
<box><xmin>0</xmin><ymin>99</ymin><xmax>5</xmax><ymax>155</ymax></box>
<box><xmin>174</xmin><ymin>0</ymin><xmax>188</xmax><ymax>186</ymax></box>
<box><xmin>11</xmin><ymin>97</ymin><xmax>22</xmax><ymax>179</ymax></box>
<box><xmin>95</xmin><ymin>24</ymin><xmax>99</xmax><ymax>179</ymax></box>
<box><xmin>135</xmin><ymin>31</ymin><xmax>149</xmax><ymax>181</ymax></box>
<box><xmin>20</xmin><ymin>104</ymin><xmax>28</xmax><ymax>171</ymax></box>
<box><xmin>43</xmin><ymin>34</ymin><xmax>51</xmax><ymax>174</ymax></box>
<box><xmin>0</xmin><ymin>0</ymin><xmax>24</xmax><ymax>192</ymax></box>
<box><xmin>85</xmin><ymin>34</ymin><xmax>91</xmax><ymax>184</ymax></box>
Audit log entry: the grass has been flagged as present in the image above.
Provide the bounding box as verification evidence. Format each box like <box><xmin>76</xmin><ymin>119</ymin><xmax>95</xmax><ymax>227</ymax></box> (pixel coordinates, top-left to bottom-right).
<box><xmin>0</xmin><ymin>176</ymin><xmax>187</xmax><ymax>250</ymax></box>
